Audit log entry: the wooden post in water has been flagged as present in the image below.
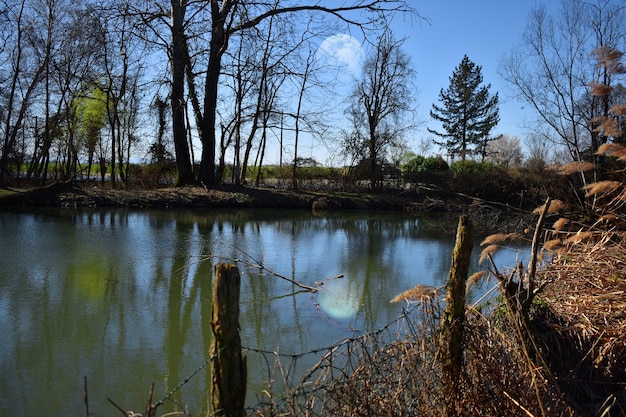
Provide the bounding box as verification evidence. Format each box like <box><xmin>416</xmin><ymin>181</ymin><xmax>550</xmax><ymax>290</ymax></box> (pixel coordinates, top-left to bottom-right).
<box><xmin>439</xmin><ymin>215</ymin><xmax>472</xmax><ymax>415</ymax></box>
<box><xmin>210</xmin><ymin>263</ymin><xmax>246</xmax><ymax>417</ymax></box>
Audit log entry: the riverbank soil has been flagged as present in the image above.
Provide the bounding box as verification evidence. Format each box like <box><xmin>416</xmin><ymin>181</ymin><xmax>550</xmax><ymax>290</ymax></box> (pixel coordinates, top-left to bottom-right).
<box><xmin>0</xmin><ymin>181</ymin><xmax>482</xmax><ymax>210</ymax></box>
<box><xmin>0</xmin><ymin>179</ymin><xmax>539</xmax><ymax>233</ymax></box>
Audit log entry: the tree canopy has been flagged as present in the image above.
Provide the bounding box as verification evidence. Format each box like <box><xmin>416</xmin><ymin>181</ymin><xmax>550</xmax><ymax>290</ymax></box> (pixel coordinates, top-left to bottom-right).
<box><xmin>0</xmin><ymin>0</ymin><xmax>417</xmax><ymax>187</ymax></box>
<box><xmin>429</xmin><ymin>55</ymin><xmax>500</xmax><ymax>161</ymax></box>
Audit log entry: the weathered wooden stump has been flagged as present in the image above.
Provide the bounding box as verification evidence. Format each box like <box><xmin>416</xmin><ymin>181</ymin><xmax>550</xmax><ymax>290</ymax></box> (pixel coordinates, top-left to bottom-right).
<box><xmin>210</xmin><ymin>263</ymin><xmax>246</xmax><ymax>417</ymax></box>
<box><xmin>439</xmin><ymin>215</ymin><xmax>472</xmax><ymax>416</ymax></box>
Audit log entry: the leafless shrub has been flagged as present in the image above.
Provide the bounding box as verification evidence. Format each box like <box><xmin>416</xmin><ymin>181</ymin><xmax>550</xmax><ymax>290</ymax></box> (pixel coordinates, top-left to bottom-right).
<box><xmin>248</xmin><ymin>289</ymin><xmax>573</xmax><ymax>417</ymax></box>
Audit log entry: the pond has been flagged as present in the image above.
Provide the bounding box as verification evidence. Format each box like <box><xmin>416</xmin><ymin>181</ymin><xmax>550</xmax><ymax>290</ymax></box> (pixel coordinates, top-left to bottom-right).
<box><xmin>0</xmin><ymin>207</ymin><xmax>527</xmax><ymax>415</ymax></box>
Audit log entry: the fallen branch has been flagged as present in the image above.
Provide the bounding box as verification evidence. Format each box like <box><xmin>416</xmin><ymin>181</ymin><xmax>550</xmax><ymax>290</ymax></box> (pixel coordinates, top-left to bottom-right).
<box><xmin>232</xmin><ymin>249</ymin><xmax>318</xmax><ymax>292</ymax></box>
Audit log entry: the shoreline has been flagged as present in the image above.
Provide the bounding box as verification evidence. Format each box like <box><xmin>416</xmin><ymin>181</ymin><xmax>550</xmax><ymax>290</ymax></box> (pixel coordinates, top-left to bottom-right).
<box><xmin>0</xmin><ymin>182</ymin><xmax>532</xmax><ymax>234</ymax></box>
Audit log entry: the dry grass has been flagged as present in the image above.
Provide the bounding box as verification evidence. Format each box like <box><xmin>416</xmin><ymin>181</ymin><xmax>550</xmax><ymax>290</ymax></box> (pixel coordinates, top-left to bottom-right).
<box><xmin>533</xmin><ymin>199</ymin><xmax>565</xmax><ymax>214</ymax></box>
<box><xmin>553</xmin><ymin>218</ymin><xmax>570</xmax><ymax>234</ymax></box>
<box><xmin>466</xmin><ymin>271</ymin><xmax>486</xmax><ymax>292</ymax></box>
<box><xmin>550</xmin><ymin>162</ymin><xmax>595</xmax><ymax>176</ymax></box>
<box><xmin>597</xmin><ymin>143</ymin><xmax>626</xmax><ymax>161</ymax></box>
<box><xmin>480</xmin><ymin>232</ymin><xmax>522</xmax><ymax>246</ymax></box>
<box><xmin>608</xmin><ymin>103</ymin><xmax>626</xmax><ymax>116</ymax></box>
<box><xmin>583</xmin><ymin>180</ymin><xmax>623</xmax><ymax>197</ymax></box>
<box><xmin>249</xmin><ymin>294</ymin><xmax>574</xmax><ymax>417</ymax></box>
<box><xmin>590</xmin><ymin>81</ymin><xmax>613</xmax><ymax>96</ymax></box>
<box><xmin>479</xmin><ymin>244</ymin><xmax>500</xmax><ymax>265</ymax></box>
<box><xmin>535</xmin><ymin>241</ymin><xmax>626</xmax><ymax>416</ymax></box>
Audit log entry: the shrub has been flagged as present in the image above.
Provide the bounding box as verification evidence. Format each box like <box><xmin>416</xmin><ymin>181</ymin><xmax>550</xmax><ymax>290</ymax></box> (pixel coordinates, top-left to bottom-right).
<box><xmin>402</xmin><ymin>155</ymin><xmax>449</xmax><ymax>180</ymax></box>
<box><xmin>128</xmin><ymin>163</ymin><xmax>176</xmax><ymax>186</ymax></box>
<box><xmin>423</xmin><ymin>156</ymin><xmax>449</xmax><ymax>171</ymax></box>
<box><xmin>444</xmin><ymin>162</ymin><xmax>529</xmax><ymax>203</ymax></box>
<box><xmin>449</xmin><ymin>160</ymin><xmax>496</xmax><ymax>175</ymax></box>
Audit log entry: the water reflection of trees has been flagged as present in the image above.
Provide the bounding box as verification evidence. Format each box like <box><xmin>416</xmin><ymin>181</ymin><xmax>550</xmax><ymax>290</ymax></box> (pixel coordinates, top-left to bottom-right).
<box><xmin>0</xmin><ymin>208</ymin><xmax>526</xmax><ymax>416</ymax></box>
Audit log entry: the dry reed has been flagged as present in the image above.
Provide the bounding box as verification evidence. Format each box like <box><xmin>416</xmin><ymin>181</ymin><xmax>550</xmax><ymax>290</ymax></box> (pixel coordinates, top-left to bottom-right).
<box><xmin>597</xmin><ymin>143</ymin><xmax>626</xmax><ymax>161</ymax></box>
<box><xmin>553</xmin><ymin>218</ymin><xmax>569</xmax><ymax>234</ymax></box>
<box><xmin>248</xmin><ymin>215</ymin><xmax>595</xmax><ymax>417</ymax></box>
<box><xmin>479</xmin><ymin>244</ymin><xmax>500</xmax><ymax>265</ymax></box>
<box><xmin>533</xmin><ymin>199</ymin><xmax>565</xmax><ymax>214</ymax></box>
<box><xmin>550</xmin><ymin>161</ymin><xmax>595</xmax><ymax>176</ymax></box>
<box><xmin>480</xmin><ymin>232</ymin><xmax>522</xmax><ymax>246</ymax></box>
<box><xmin>249</xmin><ymin>292</ymin><xmax>574</xmax><ymax>417</ymax></box>
<box><xmin>389</xmin><ymin>284</ymin><xmax>437</xmax><ymax>303</ymax></box>
<box><xmin>536</xmin><ymin>241</ymin><xmax>626</xmax><ymax>416</ymax></box>
<box><xmin>582</xmin><ymin>180</ymin><xmax>623</xmax><ymax>197</ymax></box>
<box><xmin>608</xmin><ymin>103</ymin><xmax>626</xmax><ymax>116</ymax></box>
<box><xmin>466</xmin><ymin>271</ymin><xmax>486</xmax><ymax>292</ymax></box>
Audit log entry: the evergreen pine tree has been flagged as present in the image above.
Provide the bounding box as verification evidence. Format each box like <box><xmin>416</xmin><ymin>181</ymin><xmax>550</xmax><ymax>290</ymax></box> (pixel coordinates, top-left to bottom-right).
<box><xmin>429</xmin><ymin>55</ymin><xmax>500</xmax><ymax>161</ymax></box>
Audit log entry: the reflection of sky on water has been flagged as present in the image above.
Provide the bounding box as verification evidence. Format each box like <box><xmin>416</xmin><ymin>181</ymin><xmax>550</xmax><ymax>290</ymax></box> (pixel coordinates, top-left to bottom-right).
<box><xmin>0</xmin><ymin>208</ymin><xmax>532</xmax><ymax>416</ymax></box>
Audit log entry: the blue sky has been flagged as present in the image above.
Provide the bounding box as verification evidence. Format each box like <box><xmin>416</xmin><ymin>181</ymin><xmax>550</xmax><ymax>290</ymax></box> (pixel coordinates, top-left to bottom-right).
<box><xmin>394</xmin><ymin>0</ymin><xmax>537</xmax><ymax>147</ymax></box>
<box><xmin>399</xmin><ymin>1</ymin><xmax>544</xmax><ymax>149</ymax></box>
<box><xmin>306</xmin><ymin>1</ymin><xmax>546</xmax><ymax>164</ymax></box>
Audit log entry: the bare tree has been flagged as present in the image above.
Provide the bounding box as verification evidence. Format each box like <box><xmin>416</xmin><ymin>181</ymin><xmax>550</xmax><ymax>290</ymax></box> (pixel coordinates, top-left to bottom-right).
<box><xmin>246</xmin><ymin>15</ymin><xmax>325</xmax><ymax>189</ymax></box>
<box><xmin>129</xmin><ymin>1</ymin><xmax>415</xmax><ymax>187</ymax></box>
<box><xmin>500</xmin><ymin>0</ymin><xmax>626</xmax><ymax>165</ymax></box>
<box><xmin>214</xmin><ymin>16</ymin><xmax>280</xmax><ymax>185</ymax></box>
<box><xmin>170</xmin><ymin>0</ymin><xmax>196</xmax><ymax>185</ymax></box>
<box><xmin>0</xmin><ymin>0</ymin><xmax>416</xmax><ymax>187</ymax></box>
<box><xmin>344</xmin><ymin>29</ymin><xmax>416</xmax><ymax>191</ymax></box>
<box><xmin>94</xmin><ymin>2</ymin><xmax>146</xmax><ymax>187</ymax></box>
<box><xmin>0</xmin><ymin>0</ymin><xmax>116</xmax><ymax>185</ymax></box>
<box><xmin>193</xmin><ymin>1</ymin><xmax>416</xmax><ymax>187</ymax></box>
<box><xmin>485</xmin><ymin>134</ymin><xmax>523</xmax><ymax>168</ymax></box>
<box><xmin>0</xmin><ymin>0</ymin><xmax>48</xmax><ymax>183</ymax></box>
<box><xmin>289</xmin><ymin>47</ymin><xmax>315</xmax><ymax>189</ymax></box>
<box><xmin>239</xmin><ymin>14</ymin><xmax>288</xmax><ymax>185</ymax></box>
<box><xmin>39</xmin><ymin>4</ymin><xmax>105</xmax><ymax>182</ymax></box>
<box><xmin>223</xmin><ymin>25</ymin><xmax>258</xmax><ymax>185</ymax></box>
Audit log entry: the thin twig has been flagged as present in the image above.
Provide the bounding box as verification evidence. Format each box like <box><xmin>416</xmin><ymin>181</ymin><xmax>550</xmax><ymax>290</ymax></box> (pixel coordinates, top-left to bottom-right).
<box><xmin>527</xmin><ymin>197</ymin><xmax>551</xmax><ymax>300</ymax></box>
<box><xmin>234</xmin><ymin>248</ymin><xmax>318</xmax><ymax>292</ymax></box>
<box><xmin>146</xmin><ymin>382</ymin><xmax>155</xmax><ymax>417</ymax></box>
<box><xmin>83</xmin><ymin>376</ymin><xmax>89</xmax><ymax>417</ymax></box>
<box><xmin>107</xmin><ymin>398</ymin><xmax>128</xmax><ymax>416</ymax></box>
<box><xmin>502</xmin><ymin>390</ymin><xmax>537</xmax><ymax>417</ymax></box>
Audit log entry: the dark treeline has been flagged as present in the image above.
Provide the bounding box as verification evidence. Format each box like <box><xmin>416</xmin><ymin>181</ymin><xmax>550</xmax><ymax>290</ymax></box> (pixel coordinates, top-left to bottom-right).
<box><xmin>1</xmin><ymin>0</ymin><xmax>625</xmax><ymax>194</ymax></box>
<box><xmin>0</xmin><ymin>0</ymin><xmax>419</xmax><ymax>190</ymax></box>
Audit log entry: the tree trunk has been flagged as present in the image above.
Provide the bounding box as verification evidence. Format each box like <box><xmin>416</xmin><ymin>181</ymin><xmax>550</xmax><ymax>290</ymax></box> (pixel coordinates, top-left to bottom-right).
<box><xmin>171</xmin><ymin>0</ymin><xmax>194</xmax><ymax>186</ymax></box>
<box><xmin>198</xmin><ymin>2</ymin><xmax>227</xmax><ymax>187</ymax></box>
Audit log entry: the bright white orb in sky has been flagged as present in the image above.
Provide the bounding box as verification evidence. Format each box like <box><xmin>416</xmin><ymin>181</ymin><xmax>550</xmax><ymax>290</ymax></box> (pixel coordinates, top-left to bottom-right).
<box><xmin>317</xmin><ymin>33</ymin><xmax>363</xmax><ymax>78</ymax></box>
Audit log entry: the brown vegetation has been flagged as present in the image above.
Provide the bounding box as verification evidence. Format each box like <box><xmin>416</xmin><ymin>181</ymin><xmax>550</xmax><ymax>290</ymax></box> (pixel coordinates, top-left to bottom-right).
<box><xmin>538</xmin><ymin>243</ymin><xmax>626</xmax><ymax>415</ymax></box>
<box><xmin>242</xmin><ymin>132</ymin><xmax>626</xmax><ymax>416</ymax></box>
<box><xmin>243</xmin><ymin>195</ymin><xmax>625</xmax><ymax>417</ymax></box>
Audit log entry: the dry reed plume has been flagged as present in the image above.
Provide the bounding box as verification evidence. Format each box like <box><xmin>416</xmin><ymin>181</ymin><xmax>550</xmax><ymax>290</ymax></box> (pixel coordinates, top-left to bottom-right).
<box><xmin>389</xmin><ymin>284</ymin><xmax>437</xmax><ymax>303</ymax></box>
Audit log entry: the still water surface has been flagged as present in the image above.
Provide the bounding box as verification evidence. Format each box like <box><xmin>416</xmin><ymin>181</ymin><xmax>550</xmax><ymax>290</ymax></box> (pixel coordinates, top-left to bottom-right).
<box><xmin>0</xmin><ymin>208</ymin><xmax>526</xmax><ymax>415</ymax></box>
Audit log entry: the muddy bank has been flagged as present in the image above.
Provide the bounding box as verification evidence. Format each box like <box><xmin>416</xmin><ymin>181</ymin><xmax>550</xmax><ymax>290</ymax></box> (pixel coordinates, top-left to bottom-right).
<box><xmin>0</xmin><ymin>182</ymin><xmax>532</xmax><ymax>233</ymax></box>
